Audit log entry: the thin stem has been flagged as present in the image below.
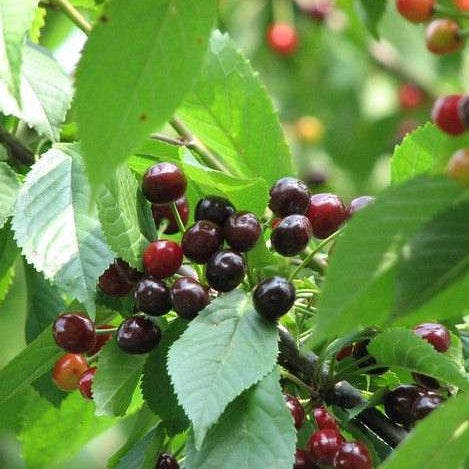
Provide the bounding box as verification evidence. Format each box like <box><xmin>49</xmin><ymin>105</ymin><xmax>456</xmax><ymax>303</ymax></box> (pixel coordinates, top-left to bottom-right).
<box><xmin>289</xmin><ymin>230</ymin><xmax>341</xmax><ymax>281</ymax></box>
<box><xmin>294</xmin><ymin>304</ymin><xmax>316</xmax><ymax>317</ymax></box>
<box><xmin>169</xmin><ymin>201</ymin><xmax>186</xmax><ymax>234</ymax></box>
<box><xmin>156</xmin><ymin>218</ymin><xmax>170</xmax><ymax>239</ymax></box>
<box><xmin>280</xmin><ymin>368</ymin><xmax>312</xmax><ymax>392</ymax></box>
<box><xmin>52</xmin><ymin>0</ymin><xmax>92</xmax><ymax>34</ymax></box>
<box><xmin>0</xmin><ymin>126</ymin><xmax>35</xmax><ymax>166</ymax></box>
<box><xmin>244</xmin><ymin>252</ymin><xmax>256</xmax><ymax>289</ymax></box>
<box><xmin>152</xmin><ymin>133</ymin><xmax>185</xmax><ymax>147</ymax></box>
<box><xmin>96</xmin><ymin>327</ymin><xmax>117</xmax><ymax>335</ymax></box>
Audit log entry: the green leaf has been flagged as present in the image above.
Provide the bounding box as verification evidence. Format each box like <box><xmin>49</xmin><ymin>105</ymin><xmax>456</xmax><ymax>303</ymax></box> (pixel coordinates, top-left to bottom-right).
<box><xmin>93</xmin><ymin>339</ymin><xmax>146</xmax><ymax>417</ymax></box>
<box><xmin>168</xmin><ymin>289</ymin><xmax>279</xmax><ymax>448</ymax></box>
<box><xmin>0</xmin><ymin>43</ymin><xmax>73</xmax><ymax>141</ymax></box>
<box><xmin>0</xmin><ymin>162</ymin><xmax>19</xmax><ymax>229</ymax></box>
<box><xmin>0</xmin><ymin>0</ymin><xmax>39</xmax><ymax>100</ymax></box>
<box><xmin>0</xmin><ymin>326</ymin><xmax>61</xmax><ymax>407</ymax></box>
<box><xmin>311</xmin><ymin>176</ymin><xmax>466</xmax><ymax>345</ymax></box>
<box><xmin>185</xmin><ymin>370</ymin><xmax>296</xmax><ymax>469</ymax></box>
<box><xmin>179</xmin><ymin>31</ymin><xmax>292</xmax><ymax>184</ymax></box>
<box><xmin>368</xmin><ymin>329</ymin><xmax>469</xmax><ymax>391</ymax></box>
<box><xmin>379</xmin><ymin>392</ymin><xmax>469</xmax><ymax>469</ymax></box>
<box><xmin>29</xmin><ymin>6</ymin><xmax>47</xmax><ymax>43</ymax></box>
<box><xmin>0</xmin><ymin>222</ymin><xmax>19</xmax><ymax>304</ymax></box>
<box><xmin>12</xmin><ymin>144</ymin><xmax>114</xmax><ymax>316</ymax></box>
<box><xmin>76</xmin><ymin>0</ymin><xmax>217</xmax><ymax>193</ymax></box>
<box><xmin>354</xmin><ymin>0</ymin><xmax>386</xmax><ymax>39</ymax></box>
<box><xmin>97</xmin><ymin>164</ymin><xmax>152</xmax><ymax>270</ymax></box>
<box><xmin>142</xmin><ymin>318</ymin><xmax>189</xmax><ymax>436</ymax></box>
<box><xmin>395</xmin><ymin>198</ymin><xmax>469</xmax><ymax>316</ymax></box>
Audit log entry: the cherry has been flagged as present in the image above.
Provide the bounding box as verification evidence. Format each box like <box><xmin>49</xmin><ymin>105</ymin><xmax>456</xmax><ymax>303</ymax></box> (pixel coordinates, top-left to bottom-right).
<box><xmin>455</xmin><ymin>0</ymin><xmax>469</xmax><ymax>11</ymax></box>
<box><xmin>79</xmin><ymin>366</ymin><xmax>97</xmax><ymax>400</ymax></box>
<box><xmin>156</xmin><ymin>453</ymin><xmax>179</xmax><ymax>469</ymax></box>
<box><xmin>347</xmin><ymin>196</ymin><xmax>375</xmax><ymax>218</ymax></box>
<box><xmin>284</xmin><ymin>393</ymin><xmax>305</xmax><ymax>429</ymax></box>
<box><xmin>271</xmin><ymin>215</ymin><xmax>312</xmax><ymax>256</ymax></box>
<box><xmin>411</xmin><ymin>392</ymin><xmax>443</xmax><ymax>424</ymax></box>
<box><xmin>206</xmin><ymin>250</ymin><xmax>245</xmax><ymax>292</ymax></box>
<box><xmin>352</xmin><ymin>340</ymin><xmax>388</xmax><ymax>375</ymax></box>
<box><xmin>53</xmin><ymin>313</ymin><xmax>97</xmax><ymax>354</ymax></box>
<box><xmin>135</xmin><ymin>277</ymin><xmax>172</xmax><ymax>316</ymax></box>
<box><xmin>170</xmin><ymin>277</ymin><xmax>209</xmax><ymax>320</ymax></box>
<box><xmin>98</xmin><ymin>259</ymin><xmax>142</xmax><ymax>297</ymax></box>
<box><xmin>336</xmin><ymin>345</ymin><xmax>353</xmax><ymax>361</ymax></box>
<box><xmin>308</xmin><ymin>429</ymin><xmax>345</xmax><ymax>466</ymax></box>
<box><xmin>294</xmin><ymin>448</ymin><xmax>315</xmax><ymax>469</ymax></box>
<box><xmin>151</xmin><ymin>196</ymin><xmax>189</xmax><ymax>234</ymax></box>
<box><xmin>143</xmin><ymin>240</ymin><xmax>183</xmax><ymax>279</ymax></box>
<box><xmin>333</xmin><ymin>441</ymin><xmax>372</xmax><ymax>469</ymax></box>
<box><xmin>266</xmin><ymin>23</ymin><xmax>299</xmax><ymax>55</ymax></box>
<box><xmin>88</xmin><ymin>325</ymin><xmax>114</xmax><ymax>356</ymax></box>
<box><xmin>306</xmin><ymin>193</ymin><xmax>347</xmax><ymax>239</ymax></box>
<box><xmin>195</xmin><ymin>195</ymin><xmax>235</xmax><ymax>226</ymax></box>
<box><xmin>432</xmin><ymin>95</ymin><xmax>465</xmax><ymax>135</ymax></box>
<box><xmin>412</xmin><ymin>372</ymin><xmax>441</xmax><ymax>390</ymax></box>
<box><xmin>142</xmin><ymin>162</ymin><xmax>187</xmax><ymax>204</ymax></box>
<box><xmin>426</xmin><ymin>20</ymin><xmax>463</xmax><ymax>55</ymax></box>
<box><xmin>52</xmin><ymin>354</ymin><xmax>89</xmax><ymax>391</ymax></box>
<box><xmin>182</xmin><ymin>220</ymin><xmax>223</xmax><ymax>264</ymax></box>
<box><xmin>383</xmin><ymin>384</ymin><xmax>427</xmax><ymax>427</ymax></box>
<box><xmin>313</xmin><ymin>406</ymin><xmax>339</xmax><ymax>431</ymax></box>
<box><xmin>116</xmin><ymin>316</ymin><xmax>162</xmax><ymax>354</ymax></box>
<box><xmin>396</xmin><ymin>0</ymin><xmax>434</xmax><ymax>23</ymax></box>
<box><xmin>269</xmin><ymin>177</ymin><xmax>310</xmax><ymax>217</ymax></box>
<box><xmin>413</xmin><ymin>322</ymin><xmax>451</xmax><ymax>352</ymax></box>
<box><xmin>253</xmin><ymin>276</ymin><xmax>295</xmax><ymax>321</ymax></box>
<box><xmin>447</xmin><ymin>149</ymin><xmax>469</xmax><ymax>185</ymax></box>
<box><xmin>224</xmin><ymin>212</ymin><xmax>262</xmax><ymax>252</ymax></box>
<box><xmin>399</xmin><ymin>83</ymin><xmax>425</xmax><ymax>109</ymax></box>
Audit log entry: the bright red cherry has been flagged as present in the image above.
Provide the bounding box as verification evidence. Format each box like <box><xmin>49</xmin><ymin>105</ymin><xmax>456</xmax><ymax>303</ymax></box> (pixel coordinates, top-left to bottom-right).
<box><xmin>52</xmin><ymin>354</ymin><xmax>89</xmax><ymax>391</ymax></box>
<box><xmin>396</xmin><ymin>0</ymin><xmax>435</xmax><ymax>23</ymax></box>
<box><xmin>284</xmin><ymin>394</ymin><xmax>305</xmax><ymax>429</ymax></box>
<box><xmin>306</xmin><ymin>193</ymin><xmax>347</xmax><ymax>239</ymax></box>
<box><xmin>294</xmin><ymin>448</ymin><xmax>315</xmax><ymax>469</ymax></box>
<box><xmin>87</xmin><ymin>325</ymin><xmax>114</xmax><ymax>356</ymax></box>
<box><xmin>333</xmin><ymin>441</ymin><xmax>372</xmax><ymax>469</ymax></box>
<box><xmin>267</xmin><ymin>23</ymin><xmax>299</xmax><ymax>55</ymax></box>
<box><xmin>399</xmin><ymin>83</ymin><xmax>425</xmax><ymax>109</ymax></box>
<box><xmin>308</xmin><ymin>429</ymin><xmax>345</xmax><ymax>466</ymax></box>
<box><xmin>426</xmin><ymin>20</ymin><xmax>463</xmax><ymax>55</ymax></box>
<box><xmin>432</xmin><ymin>95</ymin><xmax>465</xmax><ymax>136</ymax></box>
<box><xmin>53</xmin><ymin>313</ymin><xmax>97</xmax><ymax>354</ymax></box>
<box><xmin>142</xmin><ymin>162</ymin><xmax>187</xmax><ymax>204</ymax></box>
<box><xmin>98</xmin><ymin>259</ymin><xmax>142</xmax><ymax>297</ymax></box>
<box><xmin>313</xmin><ymin>406</ymin><xmax>339</xmax><ymax>431</ymax></box>
<box><xmin>143</xmin><ymin>240</ymin><xmax>183</xmax><ymax>279</ymax></box>
<box><xmin>79</xmin><ymin>366</ymin><xmax>97</xmax><ymax>399</ymax></box>
<box><xmin>455</xmin><ymin>0</ymin><xmax>469</xmax><ymax>11</ymax></box>
<box><xmin>447</xmin><ymin>149</ymin><xmax>469</xmax><ymax>185</ymax></box>
<box><xmin>413</xmin><ymin>323</ymin><xmax>451</xmax><ymax>352</ymax></box>
<box><xmin>151</xmin><ymin>196</ymin><xmax>189</xmax><ymax>234</ymax></box>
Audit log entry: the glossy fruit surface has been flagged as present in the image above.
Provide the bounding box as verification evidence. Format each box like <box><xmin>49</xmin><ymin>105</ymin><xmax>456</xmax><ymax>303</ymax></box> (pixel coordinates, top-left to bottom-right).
<box><xmin>308</xmin><ymin>429</ymin><xmax>345</xmax><ymax>466</ymax></box>
<box><xmin>206</xmin><ymin>250</ymin><xmax>245</xmax><ymax>292</ymax></box>
<box><xmin>432</xmin><ymin>95</ymin><xmax>465</xmax><ymax>135</ymax></box>
<box><xmin>413</xmin><ymin>322</ymin><xmax>451</xmax><ymax>352</ymax></box>
<box><xmin>399</xmin><ymin>83</ymin><xmax>425</xmax><ymax>109</ymax></box>
<box><xmin>384</xmin><ymin>384</ymin><xmax>427</xmax><ymax>427</ymax></box>
<box><xmin>294</xmin><ymin>448</ymin><xmax>315</xmax><ymax>469</ymax></box>
<box><xmin>156</xmin><ymin>453</ymin><xmax>180</xmax><ymax>469</ymax></box>
<box><xmin>182</xmin><ymin>221</ymin><xmax>222</xmax><ymax>264</ymax></box>
<box><xmin>306</xmin><ymin>193</ymin><xmax>347</xmax><ymax>239</ymax></box>
<box><xmin>170</xmin><ymin>277</ymin><xmax>209</xmax><ymax>320</ymax></box>
<box><xmin>447</xmin><ymin>149</ymin><xmax>469</xmax><ymax>185</ymax></box>
<box><xmin>347</xmin><ymin>196</ymin><xmax>375</xmax><ymax>218</ymax></box>
<box><xmin>116</xmin><ymin>316</ymin><xmax>162</xmax><ymax>354</ymax></box>
<box><xmin>53</xmin><ymin>313</ymin><xmax>97</xmax><ymax>354</ymax></box>
<box><xmin>135</xmin><ymin>277</ymin><xmax>172</xmax><ymax>316</ymax></box>
<box><xmin>269</xmin><ymin>177</ymin><xmax>310</xmax><ymax>217</ymax></box>
<box><xmin>224</xmin><ymin>212</ymin><xmax>261</xmax><ymax>252</ymax></box>
<box><xmin>411</xmin><ymin>392</ymin><xmax>443</xmax><ymax>424</ymax></box>
<box><xmin>253</xmin><ymin>276</ymin><xmax>295</xmax><ymax>321</ymax></box>
<box><xmin>88</xmin><ymin>325</ymin><xmax>114</xmax><ymax>356</ymax></box>
<box><xmin>152</xmin><ymin>196</ymin><xmax>189</xmax><ymax>234</ymax></box>
<box><xmin>79</xmin><ymin>366</ymin><xmax>97</xmax><ymax>399</ymax></box>
<box><xmin>142</xmin><ymin>162</ymin><xmax>187</xmax><ymax>204</ymax></box>
<box><xmin>98</xmin><ymin>259</ymin><xmax>141</xmax><ymax>297</ymax></box>
<box><xmin>333</xmin><ymin>441</ymin><xmax>372</xmax><ymax>469</ymax></box>
<box><xmin>143</xmin><ymin>240</ymin><xmax>183</xmax><ymax>279</ymax></box>
<box><xmin>195</xmin><ymin>195</ymin><xmax>235</xmax><ymax>226</ymax></box>
<box><xmin>271</xmin><ymin>215</ymin><xmax>312</xmax><ymax>256</ymax></box>
<box><xmin>313</xmin><ymin>406</ymin><xmax>339</xmax><ymax>431</ymax></box>
<box><xmin>52</xmin><ymin>354</ymin><xmax>89</xmax><ymax>391</ymax></box>
<box><xmin>267</xmin><ymin>22</ymin><xmax>299</xmax><ymax>55</ymax></box>
<box><xmin>396</xmin><ymin>0</ymin><xmax>435</xmax><ymax>23</ymax></box>
<box><xmin>284</xmin><ymin>393</ymin><xmax>305</xmax><ymax>429</ymax></box>
<box><xmin>426</xmin><ymin>20</ymin><xmax>463</xmax><ymax>55</ymax></box>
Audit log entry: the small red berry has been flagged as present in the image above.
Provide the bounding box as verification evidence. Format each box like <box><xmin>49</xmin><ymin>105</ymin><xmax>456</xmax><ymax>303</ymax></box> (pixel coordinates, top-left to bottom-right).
<box><xmin>313</xmin><ymin>406</ymin><xmax>339</xmax><ymax>431</ymax></box>
<box><xmin>306</xmin><ymin>193</ymin><xmax>347</xmax><ymax>239</ymax></box>
<box><xmin>151</xmin><ymin>196</ymin><xmax>189</xmax><ymax>234</ymax></box>
<box><xmin>284</xmin><ymin>394</ymin><xmax>306</xmax><ymax>429</ymax></box>
<box><xmin>396</xmin><ymin>0</ymin><xmax>435</xmax><ymax>23</ymax></box>
<box><xmin>53</xmin><ymin>313</ymin><xmax>97</xmax><ymax>354</ymax></box>
<box><xmin>79</xmin><ymin>366</ymin><xmax>97</xmax><ymax>399</ymax></box>
<box><xmin>455</xmin><ymin>0</ymin><xmax>469</xmax><ymax>11</ymax></box>
<box><xmin>87</xmin><ymin>325</ymin><xmax>114</xmax><ymax>356</ymax></box>
<box><xmin>52</xmin><ymin>354</ymin><xmax>89</xmax><ymax>391</ymax></box>
<box><xmin>267</xmin><ymin>23</ymin><xmax>299</xmax><ymax>55</ymax></box>
<box><xmin>333</xmin><ymin>441</ymin><xmax>372</xmax><ymax>469</ymax></box>
<box><xmin>143</xmin><ymin>240</ymin><xmax>183</xmax><ymax>279</ymax></box>
<box><xmin>432</xmin><ymin>95</ymin><xmax>465</xmax><ymax>136</ymax></box>
<box><xmin>142</xmin><ymin>162</ymin><xmax>187</xmax><ymax>204</ymax></box>
<box><xmin>413</xmin><ymin>322</ymin><xmax>451</xmax><ymax>352</ymax></box>
<box><xmin>426</xmin><ymin>19</ymin><xmax>463</xmax><ymax>55</ymax></box>
<box><xmin>308</xmin><ymin>429</ymin><xmax>345</xmax><ymax>466</ymax></box>
<box><xmin>98</xmin><ymin>259</ymin><xmax>142</xmax><ymax>297</ymax></box>
<box><xmin>399</xmin><ymin>83</ymin><xmax>425</xmax><ymax>109</ymax></box>
<box><xmin>447</xmin><ymin>149</ymin><xmax>469</xmax><ymax>185</ymax></box>
<box><xmin>294</xmin><ymin>448</ymin><xmax>315</xmax><ymax>469</ymax></box>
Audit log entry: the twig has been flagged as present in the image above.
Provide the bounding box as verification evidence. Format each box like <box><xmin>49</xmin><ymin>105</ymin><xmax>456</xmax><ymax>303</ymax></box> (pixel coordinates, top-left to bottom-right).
<box><xmin>52</xmin><ymin>0</ymin><xmax>92</xmax><ymax>34</ymax></box>
<box><xmin>0</xmin><ymin>126</ymin><xmax>35</xmax><ymax>166</ymax></box>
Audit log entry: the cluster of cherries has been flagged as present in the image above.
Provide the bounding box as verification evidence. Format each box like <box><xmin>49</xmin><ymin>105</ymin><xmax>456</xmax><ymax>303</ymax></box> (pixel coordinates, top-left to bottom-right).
<box><xmin>284</xmin><ymin>394</ymin><xmax>372</xmax><ymax>469</ymax></box>
<box><xmin>396</xmin><ymin>0</ymin><xmax>468</xmax><ymax>55</ymax></box>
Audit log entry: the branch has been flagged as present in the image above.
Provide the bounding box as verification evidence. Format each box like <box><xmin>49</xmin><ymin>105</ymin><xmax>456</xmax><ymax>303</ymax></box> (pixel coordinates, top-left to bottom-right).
<box><xmin>0</xmin><ymin>127</ymin><xmax>35</xmax><ymax>166</ymax></box>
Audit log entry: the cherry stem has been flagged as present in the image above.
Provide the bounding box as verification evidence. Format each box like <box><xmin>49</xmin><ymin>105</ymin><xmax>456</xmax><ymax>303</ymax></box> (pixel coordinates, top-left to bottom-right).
<box><xmin>156</xmin><ymin>218</ymin><xmax>170</xmax><ymax>239</ymax></box>
<box><xmin>243</xmin><ymin>252</ymin><xmax>256</xmax><ymax>289</ymax></box>
<box><xmin>96</xmin><ymin>327</ymin><xmax>117</xmax><ymax>335</ymax></box>
<box><xmin>169</xmin><ymin>202</ymin><xmax>186</xmax><ymax>234</ymax></box>
<box><xmin>272</xmin><ymin>0</ymin><xmax>295</xmax><ymax>24</ymax></box>
<box><xmin>434</xmin><ymin>4</ymin><xmax>469</xmax><ymax>20</ymax></box>
<box><xmin>52</xmin><ymin>0</ymin><xmax>92</xmax><ymax>33</ymax></box>
<box><xmin>280</xmin><ymin>367</ymin><xmax>312</xmax><ymax>392</ymax></box>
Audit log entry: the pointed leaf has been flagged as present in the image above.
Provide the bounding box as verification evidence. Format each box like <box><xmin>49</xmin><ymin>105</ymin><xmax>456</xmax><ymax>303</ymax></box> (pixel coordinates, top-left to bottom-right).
<box><xmin>355</xmin><ymin>0</ymin><xmax>386</xmax><ymax>39</ymax></box>
<box><xmin>0</xmin><ymin>162</ymin><xmax>19</xmax><ymax>229</ymax></box>
<box><xmin>0</xmin><ymin>222</ymin><xmax>19</xmax><ymax>304</ymax></box>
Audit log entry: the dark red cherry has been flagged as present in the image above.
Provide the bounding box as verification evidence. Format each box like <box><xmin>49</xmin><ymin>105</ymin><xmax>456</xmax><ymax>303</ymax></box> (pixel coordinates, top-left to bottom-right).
<box><xmin>384</xmin><ymin>384</ymin><xmax>427</xmax><ymax>427</ymax></box>
<box><xmin>224</xmin><ymin>212</ymin><xmax>261</xmax><ymax>252</ymax></box>
<box><xmin>195</xmin><ymin>195</ymin><xmax>235</xmax><ymax>226</ymax></box>
<box><xmin>253</xmin><ymin>276</ymin><xmax>295</xmax><ymax>321</ymax></box>
<box><xmin>206</xmin><ymin>250</ymin><xmax>245</xmax><ymax>292</ymax></box>
<box><xmin>306</xmin><ymin>193</ymin><xmax>347</xmax><ymax>239</ymax></box>
<box><xmin>79</xmin><ymin>366</ymin><xmax>97</xmax><ymax>400</ymax></box>
<box><xmin>333</xmin><ymin>441</ymin><xmax>372</xmax><ymax>469</ymax></box>
<box><xmin>143</xmin><ymin>240</ymin><xmax>183</xmax><ymax>279</ymax></box>
<box><xmin>142</xmin><ymin>162</ymin><xmax>187</xmax><ymax>204</ymax></box>
<box><xmin>432</xmin><ymin>95</ymin><xmax>465</xmax><ymax>135</ymax></box>
<box><xmin>413</xmin><ymin>322</ymin><xmax>451</xmax><ymax>352</ymax></box>
<box><xmin>87</xmin><ymin>325</ymin><xmax>114</xmax><ymax>356</ymax></box>
<box><xmin>271</xmin><ymin>215</ymin><xmax>312</xmax><ymax>257</ymax></box>
<box><xmin>151</xmin><ymin>196</ymin><xmax>189</xmax><ymax>234</ymax></box>
<box><xmin>134</xmin><ymin>277</ymin><xmax>172</xmax><ymax>316</ymax></box>
<box><xmin>308</xmin><ymin>429</ymin><xmax>345</xmax><ymax>466</ymax></box>
<box><xmin>98</xmin><ymin>259</ymin><xmax>142</xmax><ymax>297</ymax></box>
<box><xmin>269</xmin><ymin>177</ymin><xmax>310</xmax><ymax>217</ymax></box>
<box><xmin>53</xmin><ymin>313</ymin><xmax>97</xmax><ymax>354</ymax></box>
<box><xmin>52</xmin><ymin>354</ymin><xmax>89</xmax><ymax>391</ymax></box>
<box><xmin>156</xmin><ymin>453</ymin><xmax>179</xmax><ymax>469</ymax></box>
<box><xmin>294</xmin><ymin>448</ymin><xmax>315</xmax><ymax>469</ymax></box>
<box><xmin>313</xmin><ymin>406</ymin><xmax>339</xmax><ymax>431</ymax></box>
<box><xmin>182</xmin><ymin>221</ymin><xmax>222</xmax><ymax>264</ymax></box>
<box><xmin>284</xmin><ymin>393</ymin><xmax>305</xmax><ymax>429</ymax></box>
<box><xmin>347</xmin><ymin>196</ymin><xmax>375</xmax><ymax>218</ymax></box>
<box><xmin>116</xmin><ymin>316</ymin><xmax>161</xmax><ymax>355</ymax></box>
<box><xmin>411</xmin><ymin>392</ymin><xmax>443</xmax><ymax>424</ymax></box>
<box><xmin>170</xmin><ymin>277</ymin><xmax>209</xmax><ymax>320</ymax></box>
